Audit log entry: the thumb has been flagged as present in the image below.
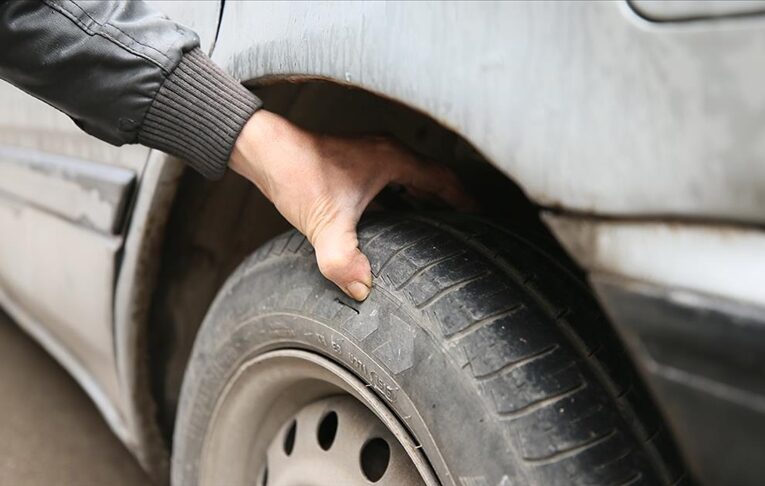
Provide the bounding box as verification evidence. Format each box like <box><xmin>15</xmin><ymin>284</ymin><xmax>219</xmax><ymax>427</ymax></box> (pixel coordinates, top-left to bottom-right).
<box><xmin>312</xmin><ymin>215</ymin><xmax>373</xmax><ymax>301</ymax></box>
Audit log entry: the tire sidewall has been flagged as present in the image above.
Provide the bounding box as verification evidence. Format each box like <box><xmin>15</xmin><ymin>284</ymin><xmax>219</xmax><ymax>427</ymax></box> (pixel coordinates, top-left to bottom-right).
<box><xmin>172</xmin><ymin>250</ymin><xmax>515</xmax><ymax>486</ymax></box>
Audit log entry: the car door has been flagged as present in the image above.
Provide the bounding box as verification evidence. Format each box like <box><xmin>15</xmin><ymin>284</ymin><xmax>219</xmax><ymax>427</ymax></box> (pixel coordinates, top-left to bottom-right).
<box><xmin>0</xmin><ymin>1</ymin><xmax>221</xmax><ymax>423</ymax></box>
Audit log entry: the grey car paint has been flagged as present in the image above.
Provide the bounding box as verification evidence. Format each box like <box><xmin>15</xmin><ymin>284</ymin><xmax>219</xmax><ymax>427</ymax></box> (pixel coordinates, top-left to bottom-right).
<box><xmin>631</xmin><ymin>0</ymin><xmax>765</xmax><ymax>21</ymax></box>
<box><xmin>0</xmin><ymin>0</ymin><xmax>764</xmax><ymax>482</ymax></box>
<box><xmin>544</xmin><ymin>214</ymin><xmax>765</xmax><ymax>307</ymax></box>
<box><xmin>0</xmin><ymin>146</ymin><xmax>135</xmax><ymax>234</ymax></box>
<box><xmin>0</xmin><ymin>0</ymin><xmax>221</xmax><ymax>467</ymax></box>
<box><xmin>214</xmin><ymin>1</ymin><xmax>765</xmax><ymax>223</ymax></box>
<box><xmin>0</xmin><ymin>58</ymin><xmax>150</xmax><ymax>435</ymax></box>
<box><xmin>212</xmin><ymin>0</ymin><xmax>765</xmax><ymax>309</ymax></box>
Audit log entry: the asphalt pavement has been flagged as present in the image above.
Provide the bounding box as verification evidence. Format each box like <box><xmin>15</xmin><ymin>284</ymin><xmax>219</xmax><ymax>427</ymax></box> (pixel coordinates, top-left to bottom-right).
<box><xmin>0</xmin><ymin>310</ymin><xmax>149</xmax><ymax>486</ymax></box>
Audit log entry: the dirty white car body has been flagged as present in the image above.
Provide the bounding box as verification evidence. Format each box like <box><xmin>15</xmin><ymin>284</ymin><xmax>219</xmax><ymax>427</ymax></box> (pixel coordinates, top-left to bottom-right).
<box><xmin>0</xmin><ymin>1</ymin><xmax>763</xmax><ymax>484</ymax></box>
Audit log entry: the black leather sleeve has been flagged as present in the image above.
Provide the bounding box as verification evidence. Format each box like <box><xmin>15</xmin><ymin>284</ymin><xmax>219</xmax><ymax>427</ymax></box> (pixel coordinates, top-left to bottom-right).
<box><xmin>0</xmin><ymin>0</ymin><xmax>261</xmax><ymax>179</ymax></box>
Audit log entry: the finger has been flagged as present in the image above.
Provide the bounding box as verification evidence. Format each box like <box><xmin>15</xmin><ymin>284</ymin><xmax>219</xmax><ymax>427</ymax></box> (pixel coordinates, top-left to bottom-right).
<box><xmin>392</xmin><ymin>158</ymin><xmax>478</xmax><ymax>211</ymax></box>
<box><xmin>312</xmin><ymin>215</ymin><xmax>373</xmax><ymax>301</ymax></box>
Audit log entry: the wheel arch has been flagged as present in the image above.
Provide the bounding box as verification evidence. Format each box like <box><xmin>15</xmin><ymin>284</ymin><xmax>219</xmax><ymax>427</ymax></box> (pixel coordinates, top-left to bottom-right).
<box><xmin>114</xmin><ymin>79</ymin><xmax>562</xmax><ymax>481</ymax></box>
<box><xmin>211</xmin><ymin>1</ymin><xmax>765</xmax><ymax>224</ymax></box>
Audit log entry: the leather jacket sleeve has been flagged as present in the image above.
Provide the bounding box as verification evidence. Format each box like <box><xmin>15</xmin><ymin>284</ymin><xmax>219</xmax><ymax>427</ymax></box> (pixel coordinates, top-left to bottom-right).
<box><xmin>0</xmin><ymin>0</ymin><xmax>261</xmax><ymax>179</ymax></box>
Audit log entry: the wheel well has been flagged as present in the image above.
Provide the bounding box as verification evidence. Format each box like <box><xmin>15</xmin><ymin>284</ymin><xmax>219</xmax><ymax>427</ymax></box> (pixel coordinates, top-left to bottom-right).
<box><xmin>147</xmin><ymin>80</ymin><xmax>564</xmax><ymax>444</ymax></box>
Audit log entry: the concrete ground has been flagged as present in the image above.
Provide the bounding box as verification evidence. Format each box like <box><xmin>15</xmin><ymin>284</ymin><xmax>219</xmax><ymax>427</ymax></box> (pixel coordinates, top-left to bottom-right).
<box><xmin>0</xmin><ymin>310</ymin><xmax>149</xmax><ymax>486</ymax></box>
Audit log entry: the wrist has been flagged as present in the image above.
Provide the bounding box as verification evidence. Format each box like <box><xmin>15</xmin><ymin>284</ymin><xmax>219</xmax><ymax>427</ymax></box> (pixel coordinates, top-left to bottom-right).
<box><xmin>229</xmin><ymin>110</ymin><xmax>317</xmax><ymax>199</ymax></box>
<box><xmin>229</xmin><ymin>110</ymin><xmax>279</xmax><ymax>196</ymax></box>
<box><xmin>230</xmin><ymin>111</ymin><xmax>270</xmax><ymax>177</ymax></box>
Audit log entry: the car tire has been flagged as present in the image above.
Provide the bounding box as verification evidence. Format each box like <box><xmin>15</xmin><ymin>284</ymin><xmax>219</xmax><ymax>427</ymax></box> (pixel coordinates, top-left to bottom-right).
<box><xmin>172</xmin><ymin>213</ymin><xmax>685</xmax><ymax>485</ymax></box>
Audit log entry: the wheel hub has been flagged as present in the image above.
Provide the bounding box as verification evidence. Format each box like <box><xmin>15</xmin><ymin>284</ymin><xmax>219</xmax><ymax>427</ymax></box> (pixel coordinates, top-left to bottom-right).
<box><xmin>199</xmin><ymin>350</ymin><xmax>436</xmax><ymax>485</ymax></box>
<box><xmin>259</xmin><ymin>396</ymin><xmax>422</xmax><ymax>485</ymax></box>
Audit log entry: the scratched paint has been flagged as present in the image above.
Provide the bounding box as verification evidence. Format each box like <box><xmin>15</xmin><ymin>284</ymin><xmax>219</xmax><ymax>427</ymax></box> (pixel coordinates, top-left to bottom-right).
<box><xmin>0</xmin><ymin>146</ymin><xmax>135</xmax><ymax>234</ymax></box>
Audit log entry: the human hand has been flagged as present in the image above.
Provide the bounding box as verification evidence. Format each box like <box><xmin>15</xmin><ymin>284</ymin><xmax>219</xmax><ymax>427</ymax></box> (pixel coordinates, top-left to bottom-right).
<box><xmin>229</xmin><ymin>110</ymin><xmax>474</xmax><ymax>301</ymax></box>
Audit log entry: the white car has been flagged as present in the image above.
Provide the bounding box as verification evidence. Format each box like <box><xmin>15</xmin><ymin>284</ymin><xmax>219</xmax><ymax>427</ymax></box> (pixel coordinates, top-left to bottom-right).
<box><xmin>1</xmin><ymin>2</ymin><xmax>763</xmax><ymax>485</ymax></box>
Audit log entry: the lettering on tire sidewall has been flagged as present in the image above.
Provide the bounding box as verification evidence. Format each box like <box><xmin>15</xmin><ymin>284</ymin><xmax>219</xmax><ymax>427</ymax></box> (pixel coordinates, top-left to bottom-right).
<box><xmin>253</xmin><ymin>314</ymin><xmax>400</xmax><ymax>404</ymax></box>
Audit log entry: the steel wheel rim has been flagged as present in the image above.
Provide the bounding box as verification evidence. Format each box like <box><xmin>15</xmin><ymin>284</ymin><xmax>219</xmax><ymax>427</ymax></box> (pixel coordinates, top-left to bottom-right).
<box><xmin>199</xmin><ymin>349</ymin><xmax>437</xmax><ymax>485</ymax></box>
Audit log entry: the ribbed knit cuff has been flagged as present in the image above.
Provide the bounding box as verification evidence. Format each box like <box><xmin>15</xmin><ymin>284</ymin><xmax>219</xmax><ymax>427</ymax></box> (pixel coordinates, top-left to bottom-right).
<box><xmin>138</xmin><ymin>48</ymin><xmax>262</xmax><ymax>179</ymax></box>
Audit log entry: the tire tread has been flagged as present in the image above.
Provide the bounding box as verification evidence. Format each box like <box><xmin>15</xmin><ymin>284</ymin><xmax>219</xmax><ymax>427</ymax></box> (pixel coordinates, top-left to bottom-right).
<box><xmin>229</xmin><ymin>214</ymin><xmax>685</xmax><ymax>485</ymax></box>
<box><xmin>359</xmin><ymin>214</ymin><xmax>684</xmax><ymax>484</ymax></box>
